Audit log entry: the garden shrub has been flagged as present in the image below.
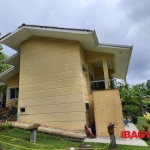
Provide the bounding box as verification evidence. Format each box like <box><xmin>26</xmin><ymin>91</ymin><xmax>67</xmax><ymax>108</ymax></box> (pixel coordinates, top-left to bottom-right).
<box><xmin>0</xmin><ymin>122</ymin><xmax>13</xmax><ymax>131</ymax></box>
<box><xmin>0</xmin><ymin>106</ymin><xmax>17</xmax><ymax>120</ymax></box>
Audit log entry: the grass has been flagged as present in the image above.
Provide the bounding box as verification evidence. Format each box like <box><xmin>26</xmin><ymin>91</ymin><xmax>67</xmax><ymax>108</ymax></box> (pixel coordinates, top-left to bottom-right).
<box><xmin>0</xmin><ymin>128</ymin><xmax>108</xmax><ymax>150</ymax></box>
<box><xmin>0</xmin><ymin>123</ymin><xmax>149</xmax><ymax>150</ymax></box>
<box><xmin>135</xmin><ymin>116</ymin><xmax>146</xmax><ymax>130</ymax></box>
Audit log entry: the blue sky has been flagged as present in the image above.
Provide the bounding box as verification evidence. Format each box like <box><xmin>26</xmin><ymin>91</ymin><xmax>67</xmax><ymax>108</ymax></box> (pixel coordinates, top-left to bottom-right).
<box><xmin>1</xmin><ymin>0</ymin><xmax>150</xmax><ymax>85</ymax></box>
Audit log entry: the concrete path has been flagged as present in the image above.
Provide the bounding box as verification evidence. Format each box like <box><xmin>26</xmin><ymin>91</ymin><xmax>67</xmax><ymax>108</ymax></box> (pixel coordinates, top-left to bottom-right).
<box><xmin>84</xmin><ymin>123</ymin><xmax>148</xmax><ymax>146</ymax></box>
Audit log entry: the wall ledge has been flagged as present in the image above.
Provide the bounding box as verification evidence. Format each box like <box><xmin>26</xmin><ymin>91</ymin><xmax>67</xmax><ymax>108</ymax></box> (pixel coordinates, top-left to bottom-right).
<box><xmin>11</xmin><ymin>121</ymin><xmax>86</xmax><ymax>141</ymax></box>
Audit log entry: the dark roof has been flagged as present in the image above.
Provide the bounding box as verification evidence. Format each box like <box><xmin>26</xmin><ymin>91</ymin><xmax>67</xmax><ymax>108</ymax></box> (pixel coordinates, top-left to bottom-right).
<box><xmin>18</xmin><ymin>23</ymin><xmax>92</xmax><ymax>32</ymax></box>
<box><xmin>0</xmin><ymin>23</ymin><xmax>92</xmax><ymax>40</ymax></box>
<box><xmin>0</xmin><ymin>32</ymin><xmax>11</xmax><ymax>40</ymax></box>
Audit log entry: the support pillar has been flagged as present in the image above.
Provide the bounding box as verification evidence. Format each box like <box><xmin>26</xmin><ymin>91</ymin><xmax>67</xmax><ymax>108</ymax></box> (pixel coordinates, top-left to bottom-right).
<box><xmin>102</xmin><ymin>59</ymin><xmax>110</xmax><ymax>89</ymax></box>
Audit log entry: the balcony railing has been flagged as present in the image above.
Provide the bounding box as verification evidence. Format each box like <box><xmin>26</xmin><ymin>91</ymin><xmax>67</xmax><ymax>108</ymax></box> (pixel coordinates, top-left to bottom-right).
<box><xmin>90</xmin><ymin>79</ymin><xmax>117</xmax><ymax>93</ymax></box>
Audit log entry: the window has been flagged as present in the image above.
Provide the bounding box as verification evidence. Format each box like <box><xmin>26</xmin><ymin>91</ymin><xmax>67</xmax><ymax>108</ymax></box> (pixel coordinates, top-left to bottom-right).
<box><xmin>85</xmin><ymin>101</ymin><xmax>90</xmax><ymax>112</ymax></box>
<box><xmin>89</xmin><ymin>73</ymin><xmax>94</xmax><ymax>93</ymax></box>
<box><xmin>82</xmin><ymin>63</ymin><xmax>88</xmax><ymax>74</ymax></box>
<box><xmin>20</xmin><ymin>107</ymin><xmax>25</xmax><ymax>112</ymax></box>
<box><xmin>9</xmin><ymin>87</ymin><xmax>19</xmax><ymax>99</ymax></box>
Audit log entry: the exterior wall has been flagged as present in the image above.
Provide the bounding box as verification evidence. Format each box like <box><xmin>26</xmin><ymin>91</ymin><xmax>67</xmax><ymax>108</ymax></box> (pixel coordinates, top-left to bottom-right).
<box><xmin>79</xmin><ymin>47</ymin><xmax>116</xmax><ymax>123</ymax></box>
<box><xmin>79</xmin><ymin>45</ymin><xmax>91</xmax><ymax>123</ymax></box>
<box><xmin>18</xmin><ymin>36</ymin><xmax>87</xmax><ymax>130</ymax></box>
<box><xmin>6</xmin><ymin>73</ymin><xmax>19</xmax><ymax>108</ymax></box>
<box><xmin>80</xmin><ymin>48</ymin><xmax>124</xmax><ymax>137</ymax></box>
<box><xmin>93</xmin><ymin>89</ymin><xmax>124</xmax><ymax>138</ymax></box>
<box><xmin>95</xmin><ymin>67</ymin><xmax>113</xmax><ymax>79</ymax></box>
<box><xmin>88</xmin><ymin>94</ymin><xmax>94</xmax><ymax>122</ymax></box>
<box><xmin>85</xmin><ymin>51</ymin><xmax>114</xmax><ymax>63</ymax></box>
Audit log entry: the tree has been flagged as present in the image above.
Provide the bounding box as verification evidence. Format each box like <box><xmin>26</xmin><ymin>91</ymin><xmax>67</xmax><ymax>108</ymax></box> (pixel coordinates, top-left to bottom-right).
<box><xmin>0</xmin><ymin>34</ymin><xmax>11</xmax><ymax>74</ymax></box>
<box><xmin>146</xmin><ymin>79</ymin><xmax>150</xmax><ymax>95</ymax></box>
<box><xmin>118</xmin><ymin>81</ymin><xmax>150</xmax><ymax>118</ymax></box>
<box><xmin>146</xmin><ymin>79</ymin><xmax>150</xmax><ymax>89</ymax></box>
<box><xmin>118</xmin><ymin>82</ymin><xmax>142</xmax><ymax>119</ymax></box>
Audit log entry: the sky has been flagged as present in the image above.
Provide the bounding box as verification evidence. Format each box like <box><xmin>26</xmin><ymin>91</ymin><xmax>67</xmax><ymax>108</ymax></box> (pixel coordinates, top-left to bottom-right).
<box><xmin>0</xmin><ymin>0</ymin><xmax>150</xmax><ymax>85</ymax></box>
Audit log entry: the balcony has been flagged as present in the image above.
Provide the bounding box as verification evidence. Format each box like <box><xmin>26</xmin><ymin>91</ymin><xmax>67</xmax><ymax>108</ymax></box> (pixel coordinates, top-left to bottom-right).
<box><xmin>90</xmin><ymin>79</ymin><xmax>117</xmax><ymax>93</ymax></box>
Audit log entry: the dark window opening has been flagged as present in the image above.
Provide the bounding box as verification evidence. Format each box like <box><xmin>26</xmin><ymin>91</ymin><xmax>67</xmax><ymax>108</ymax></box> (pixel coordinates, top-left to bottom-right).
<box><xmin>89</xmin><ymin>74</ymin><xmax>94</xmax><ymax>93</ymax></box>
<box><xmin>82</xmin><ymin>64</ymin><xmax>87</xmax><ymax>73</ymax></box>
<box><xmin>20</xmin><ymin>108</ymin><xmax>25</xmax><ymax>112</ymax></box>
<box><xmin>85</xmin><ymin>103</ymin><xmax>90</xmax><ymax>110</ymax></box>
<box><xmin>9</xmin><ymin>88</ymin><xmax>19</xmax><ymax>99</ymax></box>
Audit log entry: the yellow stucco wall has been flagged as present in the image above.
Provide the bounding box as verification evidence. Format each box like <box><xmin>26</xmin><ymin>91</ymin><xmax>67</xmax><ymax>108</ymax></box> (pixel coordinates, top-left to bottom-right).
<box><xmin>88</xmin><ymin>94</ymin><xmax>94</xmax><ymax>122</ymax></box>
<box><xmin>79</xmin><ymin>45</ymin><xmax>91</xmax><ymax>123</ymax></box>
<box><xmin>18</xmin><ymin>36</ymin><xmax>87</xmax><ymax>130</ymax></box>
<box><xmin>93</xmin><ymin>89</ymin><xmax>124</xmax><ymax>138</ymax></box>
<box><xmin>79</xmin><ymin>47</ymin><xmax>117</xmax><ymax>124</ymax></box>
<box><xmin>7</xmin><ymin>35</ymin><xmax>123</xmax><ymax>135</ymax></box>
<box><xmin>80</xmin><ymin>49</ymin><xmax>124</xmax><ymax>137</ymax></box>
<box><xmin>85</xmin><ymin>51</ymin><xmax>114</xmax><ymax>63</ymax></box>
<box><xmin>94</xmin><ymin>67</ymin><xmax>113</xmax><ymax>79</ymax></box>
<box><xmin>6</xmin><ymin>73</ymin><xmax>19</xmax><ymax>108</ymax></box>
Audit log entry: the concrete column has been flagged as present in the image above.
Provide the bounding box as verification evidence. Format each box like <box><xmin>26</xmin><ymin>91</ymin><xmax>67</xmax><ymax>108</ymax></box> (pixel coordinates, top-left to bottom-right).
<box><xmin>102</xmin><ymin>59</ymin><xmax>110</xmax><ymax>89</ymax></box>
<box><xmin>30</xmin><ymin>130</ymin><xmax>37</xmax><ymax>143</ymax></box>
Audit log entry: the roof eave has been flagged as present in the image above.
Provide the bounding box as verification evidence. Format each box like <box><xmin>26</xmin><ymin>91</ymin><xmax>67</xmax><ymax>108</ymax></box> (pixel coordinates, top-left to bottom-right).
<box><xmin>0</xmin><ymin>24</ymin><xmax>93</xmax><ymax>42</ymax></box>
<box><xmin>124</xmin><ymin>46</ymin><xmax>133</xmax><ymax>80</ymax></box>
<box><xmin>98</xmin><ymin>43</ymin><xmax>133</xmax><ymax>50</ymax></box>
<box><xmin>0</xmin><ymin>66</ymin><xmax>19</xmax><ymax>84</ymax></box>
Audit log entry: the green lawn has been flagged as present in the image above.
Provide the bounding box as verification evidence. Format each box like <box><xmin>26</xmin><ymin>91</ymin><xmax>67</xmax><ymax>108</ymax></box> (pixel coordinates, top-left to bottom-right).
<box><xmin>135</xmin><ymin>116</ymin><xmax>146</xmax><ymax>130</ymax></box>
<box><xmin>0</xmin><ymin>125</ymin><xmax>149</xmax><ymax>150</ymax></box>
<box><xmin>0</xmin><ymin>128</ymin><xmax>108</xmax><ymax>150</ymax></box>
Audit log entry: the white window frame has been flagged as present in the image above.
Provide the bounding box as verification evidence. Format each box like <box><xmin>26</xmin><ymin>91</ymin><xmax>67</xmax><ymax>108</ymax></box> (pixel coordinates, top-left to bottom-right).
<box><xmin>8</xmin><ymin>87</ymin><xmax>19</xmax><ymax>100</ymax></box>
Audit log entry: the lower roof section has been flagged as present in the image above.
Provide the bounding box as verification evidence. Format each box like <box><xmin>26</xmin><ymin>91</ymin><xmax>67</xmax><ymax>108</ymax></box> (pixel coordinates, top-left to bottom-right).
<box><xmin>0</xmin><ymin>66</ymin><xmax>19</xmax><ymax>84</ymax></box>
<box><xmin>4</xmin><ymin>53</ymin><xmax>20</xmax><ymax>66</ymax></box>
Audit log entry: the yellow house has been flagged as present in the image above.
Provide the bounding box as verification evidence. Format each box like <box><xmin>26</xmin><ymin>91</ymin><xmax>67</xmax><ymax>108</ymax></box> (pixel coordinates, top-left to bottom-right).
<box><xmin>0</xmin><ymin>24</ymin><xmax>132</xmax><ymax>137</ymax></box>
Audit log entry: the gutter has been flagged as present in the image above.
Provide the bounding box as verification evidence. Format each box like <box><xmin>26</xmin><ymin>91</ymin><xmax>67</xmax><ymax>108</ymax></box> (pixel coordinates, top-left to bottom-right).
<box><xmin>18</xmin><ymin>23</ymin><xmax>92</xmax><ymax>32</ymax></box>
<box><xmin>0</xmin><ymin>32</ymin><xmax>11</xmax><ymax>40</ymax></box>
<box><xmin>98</xmin><ymin>43</ymin><xmax>133</xmax><ymax>49</ymax></box>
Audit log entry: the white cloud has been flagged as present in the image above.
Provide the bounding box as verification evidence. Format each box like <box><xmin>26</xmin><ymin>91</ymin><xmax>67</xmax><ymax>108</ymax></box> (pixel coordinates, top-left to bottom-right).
<box><xmin>1</xmin><ymin>0</ymin><xmax>150</xmax><ymax>85</ymax></box>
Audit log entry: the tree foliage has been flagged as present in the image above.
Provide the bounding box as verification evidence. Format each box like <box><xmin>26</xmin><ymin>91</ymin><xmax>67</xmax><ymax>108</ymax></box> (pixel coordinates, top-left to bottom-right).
<box><xmin>0</xmin><ymin>35</ymin><xmax>11</xmax><ymax>74</ymax></box>
<box><xmin>118</xmin><ymin>82</ymin><xmax>150</xmax><ymax>117</ymax></box>
<box><xmin>146</xmin><ymin>79</ymin><xmax>150</xmax><ymax>95</ymax></box>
